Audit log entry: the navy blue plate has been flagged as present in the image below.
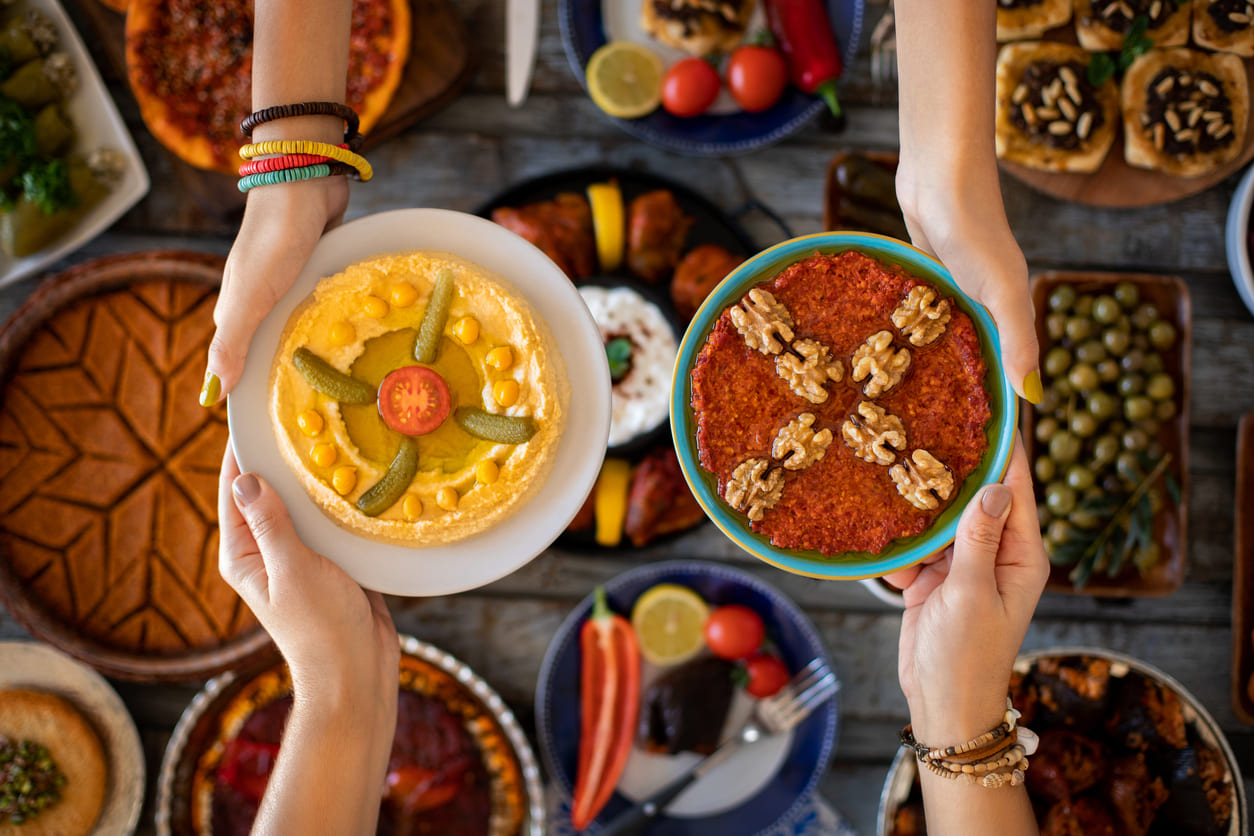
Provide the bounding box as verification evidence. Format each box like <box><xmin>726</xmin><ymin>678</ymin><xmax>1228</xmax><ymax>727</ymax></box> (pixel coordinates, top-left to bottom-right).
<box><xmin>535</xmin><ymin>560</ymin><xmax>839</xmax><ymax>835</ymax></box>
<box><xmin>559</xmin><ymin>0</ymin><xmax>866</xmax><ymax>156</ymax></box>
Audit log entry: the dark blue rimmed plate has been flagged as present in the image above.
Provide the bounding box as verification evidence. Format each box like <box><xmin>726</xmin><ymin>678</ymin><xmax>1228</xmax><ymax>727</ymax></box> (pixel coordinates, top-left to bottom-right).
<box><xmin>559</xmin><ymin>0</ymin><xmax>866</xmax><ymax>156</ymax></box>
<box><xmin>535</xmin><ymin>560</ymin><xmax>838</xmax><ymax>835</ymax></box>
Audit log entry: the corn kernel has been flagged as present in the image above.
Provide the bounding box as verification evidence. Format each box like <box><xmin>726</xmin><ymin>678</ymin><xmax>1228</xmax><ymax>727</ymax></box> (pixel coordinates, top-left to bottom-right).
<box><xmin>486</xmin><ymin>346</ymin><xmax>514</xmax><ymax>371</ymax></box>
<box><xmin>297</xmin><ymin>410</ymin><xmax>324</xmax><ymax>437</ymax></box>
<box><xmin>332</xmin><ymin>467</ymin><xmax>357</xmax><ymax>495</ymax></box>
<box><xmin>436</xmin><ymin>486</ymin><xmax>459</xmax><ymax>511</ymax></box>
<box><xmin>493</xmin><ymin>379</ymin><xmax>520</xmax><ymax>408</ymax></box>
<box><xmin>476</xmin><ymin>460</ymin><xmax>499</xmax><ymax>485</ymax></box>
<box><xmin>390</xmin><ymin>281</ymin><xmax>418</xmax><ymax>307</ymax></box>
<box><xmin>310</xmin><ymin>443</ymin><xmax>337</xmax><ymax>467</ymax></box>
<box><xmin>363</xmin><ymin>295</ymin><xmax>389</xmax><ymax>318</ymax></box>
<box><xmin>402</xmin><ymin>494</ymin><xmax>423</xmax><ymax>520</ymax></box>
<box><xmin>329</xmin><ymin>321</ymin><xmax>356</xmax><ymax>346</ymax></box>
<box><xmin>454</xmin><ymin>316</ymin><xmax>480</xmax><ymax>344</ymax></box>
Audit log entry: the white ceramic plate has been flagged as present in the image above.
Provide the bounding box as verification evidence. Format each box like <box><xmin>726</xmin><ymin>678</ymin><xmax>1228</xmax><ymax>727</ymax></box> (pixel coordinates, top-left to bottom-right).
<box><xmin>0</xmin><ymin>0</ymin><xmax>150</xmax><ymax>288</ymax></box>
<box><xmin>1223</xmin><ymin>162</ymin><xmax>1254</xmax><ymax>319</ymax></box>
<box><xmin>0</xmin><ymin>641</ymin><xmax>145</xmax><ymax>836</ymax></box>
<box><xmin>228</xmin><ymin>208</ymin><xmax>611</xmax><ymax>596</ymax></box>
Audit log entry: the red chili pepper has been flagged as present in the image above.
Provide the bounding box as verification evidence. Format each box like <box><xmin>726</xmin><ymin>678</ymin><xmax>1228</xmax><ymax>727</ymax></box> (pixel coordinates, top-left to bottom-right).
<box><xmin>571</xmin><ymin>586</ymin><xmax>640</xmax><ymax>830</ymax></box>
<box><xmin>764</xmin><ymin>0</ymin><xmax>845</xmax><ymax>117</ymax></box>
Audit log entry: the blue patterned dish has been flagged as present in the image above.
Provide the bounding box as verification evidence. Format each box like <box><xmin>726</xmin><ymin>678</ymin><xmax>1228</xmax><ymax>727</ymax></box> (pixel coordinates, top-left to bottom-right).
<box><xmin>670</xmin><ymin>232</ymin><xmax>1019</xmax><ymax>580</ymax></box>
<box><xmin>536</xmin><ymin>560</ymin><xmax>838</xmax><ymax>835</ymax></box>
<box><xmin>559</xmin><ymin>0</ymin><xmax>866</xmax><ymax>156</ymax></box>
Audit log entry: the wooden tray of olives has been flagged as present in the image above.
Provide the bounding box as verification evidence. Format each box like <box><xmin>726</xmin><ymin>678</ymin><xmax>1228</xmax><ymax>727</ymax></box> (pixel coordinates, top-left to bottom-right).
<box><xmin>1025</xmin><ymin>272</ymin><xmax>1190</xmax><ymax>597</ymax></box>
<box><xmin>1231</xmin><ymin>411</ymin><xmax>1254</xmax><ymax>723</ymax></box>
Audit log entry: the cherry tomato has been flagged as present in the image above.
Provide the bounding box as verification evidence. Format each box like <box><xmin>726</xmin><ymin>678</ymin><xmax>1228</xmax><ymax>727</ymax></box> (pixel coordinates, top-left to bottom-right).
<box><xmin>744</xmin><ymin>653</ymin><xmax>790</xmax><ymax>698</ymax></box>
<box><xmin>703</xmin><ymin>605</ymin><xmax>765</xmax><ymax>660</ymax></box>
<box><xmin>726</xmin><ymin>45</ymin><xmax>788</xmax><ymax>113</ymax></box>
<box><xmin>378</xmin><ymin>366</ymin><xmax>451</xmax><ymax>435</ymax></box>
<box><xmin>662</xmin><ymin>58</ymin><xmax>721</xmax><ymax>118</ymax></box>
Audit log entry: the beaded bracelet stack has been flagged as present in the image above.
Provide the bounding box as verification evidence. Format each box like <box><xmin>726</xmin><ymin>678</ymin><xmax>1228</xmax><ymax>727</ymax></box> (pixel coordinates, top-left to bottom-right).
<box><xmin>236</xmin><ymin>102</ymin><xmax>372</xmax><ymax>193</ymax></box>
<box><xmin>898</xmin><ymin>698</ymin><xmax>1040</xmax><ymax>789</ymax></box>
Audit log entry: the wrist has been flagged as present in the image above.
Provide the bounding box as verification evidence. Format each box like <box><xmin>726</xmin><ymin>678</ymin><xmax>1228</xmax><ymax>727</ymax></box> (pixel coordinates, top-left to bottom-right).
<box><xmin>907</xmin><ymin>692</ymin><xmax>1009</xmax><ymax>749</ymax></box>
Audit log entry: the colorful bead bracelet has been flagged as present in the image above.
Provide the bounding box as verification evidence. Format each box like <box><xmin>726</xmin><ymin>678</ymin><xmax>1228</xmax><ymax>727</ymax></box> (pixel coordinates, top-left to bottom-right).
<box><xmin>239</xmin><ymin>140</ymin><xmax>373</xmax><ymax>182</ymax></box>
<box><xmin>237</xmin><ymin>162</ymin><xmax>357</xmax><ymax>193</ymax></box>
<box><xmin>238</xmin><ymin>145</ymin><xmax>353</xmax><ymax>177</ymax></box>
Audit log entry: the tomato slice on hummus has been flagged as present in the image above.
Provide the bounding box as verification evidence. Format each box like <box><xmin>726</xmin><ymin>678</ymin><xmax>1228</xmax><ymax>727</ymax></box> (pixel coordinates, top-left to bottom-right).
<box><xmin>379</xmin><ymin>366</ymin><xmax>451</xmax><ymax>435</ymax></box>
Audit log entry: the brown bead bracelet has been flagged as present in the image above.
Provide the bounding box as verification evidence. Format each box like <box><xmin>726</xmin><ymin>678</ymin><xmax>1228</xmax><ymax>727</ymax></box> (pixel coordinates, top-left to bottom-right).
<box><xmin>241</xmin><ymin>101</ymin><xmax>363</xmax><ymax>148</ymax></box>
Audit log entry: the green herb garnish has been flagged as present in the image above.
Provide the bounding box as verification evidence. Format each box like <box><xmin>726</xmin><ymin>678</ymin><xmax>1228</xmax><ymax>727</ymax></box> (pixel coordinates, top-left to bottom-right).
<box><xmin>0</xmin><ymin>96</ymin><xmax>37</xmax><ymax>169</ymax></box>
<box><xmin>19</xmin><ymin>158</ymin><xmax>76</xmax><ymax>215</ymax></box>
<box><xmin>606</xmin><ymin>337</ymin><xmax>632</xmax><ymax>383</ymax></box>
<box><xmin>1088</xmin><ymin>15</ymin><xmax>1155</xmax><ymax>86</ymax></box>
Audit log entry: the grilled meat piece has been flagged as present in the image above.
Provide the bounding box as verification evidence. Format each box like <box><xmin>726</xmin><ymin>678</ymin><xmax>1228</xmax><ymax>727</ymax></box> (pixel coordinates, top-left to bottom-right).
<box><xmin>670</xmin><ymin>243</ymin><xmax>744</xmax><ymax>321</ymax></box>
<box><xmin>492</xmin><ymin>193</ymin><xmax>596</xmax><ymax>280</ymax></box>
<box><xmin>627</xmin><ymin>190</ymin><xmax>694</xmax><ymax>283</ymax></box>
<box><xmin>1027</xmin><ymin>729</ymin><xmax>1108</xmax><ymax>804</ymax></box>
<box><xmin>624</xmin><ymin>447</ymin><xmax>705</xmax><ymax>546</ymax></box>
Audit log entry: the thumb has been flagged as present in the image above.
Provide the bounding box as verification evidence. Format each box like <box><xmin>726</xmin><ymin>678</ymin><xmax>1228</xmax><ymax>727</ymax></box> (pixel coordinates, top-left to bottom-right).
<box><xmin>231</xmin><ymin>472</ymin><xmax>303</xmax><ymax>587</ymax></box>
<box><xmin>203</xmin><ymin>254</ymin><xmax>286</xmax><ymax>406</ymax></box>
<box><xmin>982</xmin><ymin>269</ymin><xmax>1042</xmax><ymax>406</ymax></box>
<box><xmin>946</xmin><ymin>483</ymin><xmax>1013</xmax><ymax>594</ymax></box>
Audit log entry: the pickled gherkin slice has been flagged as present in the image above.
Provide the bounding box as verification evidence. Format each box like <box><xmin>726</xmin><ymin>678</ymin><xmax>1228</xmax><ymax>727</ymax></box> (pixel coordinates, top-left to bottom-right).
<box><xmin>414</xmin><ymin>268</ymin><xmax>454</xmax><ymax>363</ymax></box>
<box><xmin>356</xmin><ymin>438</ymin><xmax>419</xmax><ymax>517</ymax></box>
<box><xmin>292</xmin><ymin>347</ymin><xmax>376</xmax><ymax>404</ymax></box>
<box><xmin>455</xmin><ymin>407</ymin><xmax>536</xmax><ymax>444</ymax></box>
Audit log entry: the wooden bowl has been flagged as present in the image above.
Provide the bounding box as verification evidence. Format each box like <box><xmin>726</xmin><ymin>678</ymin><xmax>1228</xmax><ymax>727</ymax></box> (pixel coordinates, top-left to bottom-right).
<box><xmin>1024</xmin><ymin>271</ymin><xmax>1191</xmax><ymax>597</ymax></box>
<box><xmin>1231</xmin><ymin>411</ymin><xmax>1254</xmax><ymax>723</ymax></box>
<box><xmin>0</xmin><ymin>251</ymin><xmax>271</xmax><ymax>681</ymax></box>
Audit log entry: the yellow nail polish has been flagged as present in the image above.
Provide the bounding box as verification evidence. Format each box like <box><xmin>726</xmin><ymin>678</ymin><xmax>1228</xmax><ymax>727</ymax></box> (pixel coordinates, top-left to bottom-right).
<box><xmin>1023</xmin><ymin>370</ymin><xmax>1043</xmax><ymax>405</ymax></box>
<box><xmin>199</xmin><ymin>372</ymin><xmax>221</xmax><ymax>407</ymax></box>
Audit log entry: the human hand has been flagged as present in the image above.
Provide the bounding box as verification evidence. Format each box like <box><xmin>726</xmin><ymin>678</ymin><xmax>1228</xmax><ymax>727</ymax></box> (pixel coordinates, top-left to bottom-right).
<box><xmin>217</xmin><ymin>440</ymin><xmax>398</xmax><ymax>709</ymax></box>
<box><xmin>895</xmin><ymin>158</ymin><xmax>1042</xmax><ymax>406</ymax></box>
<box><xmin>884</xmin><ymin>440</ymin><xmax>1048</xmax><ymax>746</ymax></box>
<box><xmin>201</xmin><ymin>177</ymin><xmax>349</xmax><ymax>407</ymax></box>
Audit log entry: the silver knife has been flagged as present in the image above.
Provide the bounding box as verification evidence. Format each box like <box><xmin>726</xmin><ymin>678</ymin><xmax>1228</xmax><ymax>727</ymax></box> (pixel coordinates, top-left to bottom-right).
<box><xmin>506</xmin><ymin>0</ymin><xmax>540</xmax><ymax>107</ymax></box>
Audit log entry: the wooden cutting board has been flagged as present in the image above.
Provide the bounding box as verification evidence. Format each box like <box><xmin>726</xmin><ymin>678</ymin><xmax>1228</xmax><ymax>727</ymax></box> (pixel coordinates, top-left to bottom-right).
<box><xmin>77</xmin><ymin>0</ymin><xmax>475</xmax><ymax>219</ymax></box>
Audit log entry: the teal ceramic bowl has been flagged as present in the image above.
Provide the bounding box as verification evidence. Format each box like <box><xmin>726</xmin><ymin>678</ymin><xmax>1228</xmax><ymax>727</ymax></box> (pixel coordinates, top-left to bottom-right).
<box><xmin>670</xmin><ymin>232</ymin><xmax>1018</xmax><ymax>580</ymax></box>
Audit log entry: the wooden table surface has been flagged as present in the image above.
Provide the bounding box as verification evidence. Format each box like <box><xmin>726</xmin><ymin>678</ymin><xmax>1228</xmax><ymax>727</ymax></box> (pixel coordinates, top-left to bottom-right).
<box><xmin>3</xmin><ymin>1</ymin><xmax>1254</xmax><ymax>833</ymax></box>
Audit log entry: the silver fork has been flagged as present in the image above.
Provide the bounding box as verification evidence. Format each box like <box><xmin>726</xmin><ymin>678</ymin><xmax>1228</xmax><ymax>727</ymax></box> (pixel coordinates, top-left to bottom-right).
<box><xmin>870</xmin><ymin>1</ymin><xmax>897</xmax><ymax>105</ymax></box>
<box><xmin>596</xmin><ymin>658</ymin><xmax>840</xmax><ymax>836</ymax></box>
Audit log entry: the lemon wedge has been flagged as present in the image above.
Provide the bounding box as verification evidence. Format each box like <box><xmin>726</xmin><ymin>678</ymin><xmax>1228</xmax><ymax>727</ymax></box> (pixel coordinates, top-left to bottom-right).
<box><xmin>587</xmin><ymin>180</ymin><xmax>625</xmax><ymax>272</ymax></box>
<box><xmin>631</xmin><ymin>583</ymin><xmax>709</xmax><ymax>666</ymax></box>
<box><xmin>594</xmin><ymin>458</ymin><xmax>633</xmax><ymax>547</ymax></box>
<box><xmin>585</xmin><ymin>42</ymin><xmax>664</xmax><ymax>119</ymax></box>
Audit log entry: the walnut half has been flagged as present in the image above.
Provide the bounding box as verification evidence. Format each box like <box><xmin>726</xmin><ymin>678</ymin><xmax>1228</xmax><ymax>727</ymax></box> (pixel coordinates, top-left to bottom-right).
<box><xmin>775</xmin><ymin>339</ymin><xmax>843</xmax><ymax>404</ymax></box>
<box><xmin>889</xmin><ymin>450</ymin><xmax>955</xmax><ymax>511</ymax></box>
<box><xmin>851</xmin><ymin>330</ymin><xmax>911</xmax><ymax>397</ymax></box>
<box><xmin>724</xmin><ymin>457</ymin><xmax>784</xmax><ymax>522</ymax></box>
<box><xmin>729</xmin><ymin>289</ymin><xmax>794</xmax><ymax>355</ymax></box>
<box><xmin>841</xmin><ymin>402</ymin><xmax>907</xmax><ymax>466</ymax></box>
<box><xmin>771</xmin><ymin>413</ymin><xmax>833</xmax><ymax>471</ymax></box>
<box><xmin>891</xmin><ymin>286</ymin><xmax>952</xmax><ymax>347</ymax></box>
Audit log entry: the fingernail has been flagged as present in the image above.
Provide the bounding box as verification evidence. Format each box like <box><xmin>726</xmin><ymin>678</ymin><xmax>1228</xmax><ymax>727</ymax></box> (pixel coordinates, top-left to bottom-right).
<box><xmin>233</xmin><ymin>473</ymin><xmax>261</xmax><ymax>505</ymax></box>
<box><xmin>1023</xmin><ymin>370</ymin><xmax>1043</xmax><ymax>405</ymax></box>
<box><xmin>981</xmin><ymin>484</ymin><xmax>1012</xmax><ymax>518</ymax></box>
<box><xmin>200</xmin><ymin>372</ymin><xmax>221</xmax><ymax>407</ymax></box>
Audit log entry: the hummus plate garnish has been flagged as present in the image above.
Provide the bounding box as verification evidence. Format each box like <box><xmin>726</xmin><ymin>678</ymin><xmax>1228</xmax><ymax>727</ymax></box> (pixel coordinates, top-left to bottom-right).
<box><xmin>269</xmin><ymin>250</ymin><xmax>568</xmax><ymax>546</ymax></box>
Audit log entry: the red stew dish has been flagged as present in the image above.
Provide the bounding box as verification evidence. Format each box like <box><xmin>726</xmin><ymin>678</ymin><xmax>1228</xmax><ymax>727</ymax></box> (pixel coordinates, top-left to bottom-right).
<box><xmin>190</xmin><ymin>656</ymin><xmax>526</xmax><ymax>836</ymax></box>
<box><xmin>691</xmin><ymin>251</ymin><xmax>992</xmax><ymax>556</ymax></box>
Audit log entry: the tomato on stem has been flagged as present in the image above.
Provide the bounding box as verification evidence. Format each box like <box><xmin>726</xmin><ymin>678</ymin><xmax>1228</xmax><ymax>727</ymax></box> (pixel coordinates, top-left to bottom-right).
<box><xmin>572</xmin><ymin>586</ymin><xmax>641</xmax><ymax>830</ymax></box>
<box><xmin>727</xmin><ymin>44</ymin><xmax>788</xmax><ymax>113</ymax></box>
<box><xmin>704</xmin><ymin>604</ymin><xmax>765</xmax><ymax>660</ymax></box>
<box><xmin>661</xmin><ymin>57</ymin><xmax>721</xmax><ymax>118</ymax></box>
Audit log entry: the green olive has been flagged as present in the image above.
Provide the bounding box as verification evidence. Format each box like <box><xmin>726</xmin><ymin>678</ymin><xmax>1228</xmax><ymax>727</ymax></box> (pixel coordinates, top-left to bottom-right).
<box><xmin>1065</xmin><ymin>317</ymin><xmax>1094</xmax><ymax>342</ymax></box>
<box><xmin>1035</xmin><ymin>416</ymin><xmax>1060</xmax><ymax>443</ymax></box>
<box><xmin>1068</xmin><ymin>363</ymin><xmax>1099</xmax><ymax>392</ymax></box>
<box><xmin>1053</xmin><ymin>378</ymin><xmax>1074</xmax><ymax>397</ymax></box>
<box><xmin>1102</xmin><ymin>328</ymin><xmax>1131</xmax><ymax>356</ymax></box>
<box><xmin>1102</xmin><ymin>474</ymin><xmax>1123</xmax><ymax>493</ymax></box>
<box><xmin>1117</xmin><ymin>373</ymin><xmax>1145</xmax><ymax>397</ymax></box>
<box><xmin>1045</xmin><ymin>482</ymin><xmax>1078</xmax><ymax>516</ymax></box>
<box><xmin>1039</xmin><ymin>504</ymin><xmax>1055</xmax><ymax>529</ymax></box>
<box><xmin>1155</xmin><ymin>400</ymin><xmax>1177</xmax><ymax>421</ymax></box>
<box><xmin>1092</xmin><ymin>295</ymin><xmax>1121</xmax><ymax>324</ymax></box>
<box><xmin>1075</xmin><ymin>340</ymin><xmax>1107</xmax><ymax>365</ymax></box>
<box><xmin>1147</xmin><ymin>440</ymin><xmax>1165</xmax><ymax>459</ymax></box>
<box><xmin>1114</xmin><ymin>282</ymin><xmax>1140</xmax><ymax>309</ymax></box>
<box><xmin>1088</xmin><ymin>391</ymin><xmax>1119</xmax><ymax>420</ymax></box>
<box><xmin>1069</xmin><ymin>507</ymin><xmax>1102</xmax><ymax>530</ymax></box>
<box><xmin>1149</xmin><ymin>321</ymin><xmax>1176</xmax><ymax>349</ymax></box>
<box><xmin>1116</xmin><ymin>451</ymin><xmax>1143</xmax><ymax>484</ymax></box>
<box><xmin>1070</xmin><ymin>412</ymin><xmax>1098</xmax><ymax>438</ymax></box>
<box><xmin>1149</xmin><ymin>488</ymin><xmax>1164</xmax><ymax>514</ymax></box>
<box><xmin>1143</xmin><ymin>353</ymin><xmax>1164</xmax><ymax>375</ymax></box>
<box><xmin>1075</xmin><ymin>296</ymin><xmax>1094</xmax><ymax>317</ymax></box>
<box><xmin>1048</xmin><ymin>285</ymin><xmax>1077</xmax><ymax>312</ymax></box>
<box><xmin>1145</xmin><ymin>373</ymin><xmax>1175</xmax><ymax>401</ymax></box>
<box><xmin>1035</xmin><ymin>455</ymin><xmax>1057</xmax><ymax>482</ymax></box>
<box><xmin>1044</xmin><ymin>347</ymin><xmax>1072</xmax><ymax>378</ymax></box>
<box><xmin>1122</xmin><ymin>428</ymin><xmax>1150</xmax><ymax>451</ymax></box>
<box><xmin>1066</xmin><ymin>463</ymin><xmax>1096</xmax><ymax>491</ymax></box>
<box><xmin>1120</xmin><ymin>350</ymin><xmax>1146</xmax><ymax>373</ymax></box>
<box><xmin>1038</xmin><ymin>389</ymin><xmax>1063</xmax><ymax>414</ymax></box>
<box><xmin>1138</xmin><ymin>418</ymin><xmax>1161</xmax><ymax>436</ymax></box>
<box><xmin>1097</xmin><ymin>360</ymin><xmax>1120</xmax><ymax>383</ymax></box>
<box><xmin>1131</xmin><ymin>303</ymin><xmax>1160</xmax><ymax>330</ymax></box>
<box><xmin>1125</xmin><ymin>396</ymin><xmax>1154</xmax><ymax>421</ymax></box>
<box><xmin>1047</xmin><ymin>520</ymin><xmax>1076</xmax><ymax>543</ymax></box>
<box><xmin>1133</xmin><ymin>543</ymin><xmax>1161</xmax><ymax>572</ymax></box>
<box><xmin>1046</xmin><ymin>313</ymin><xmax>1067</xmax><ymax>341</ymax></box>
<box><xmin>1093</xmin><ymin>435</ymin><xmax>1120</xmax><ymax>465</ymax></box>
<box><xmin>1049</xmin><ymin>432</ymin><xmax>1082</xmax><ymax>464</ymax></box>
<box><xmin>1132</xmin><ymin>333</ymin><xmax>1150</xmax><ymax>352</ymax></box>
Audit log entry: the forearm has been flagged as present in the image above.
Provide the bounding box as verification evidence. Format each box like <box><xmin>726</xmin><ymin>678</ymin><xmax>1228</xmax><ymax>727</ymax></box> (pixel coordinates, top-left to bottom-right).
<box><xmin>252</xmin><ymin>684</ymin><xmax>396</xmax><ymax>836</ymax></box>
<box><xmin>252</xmin><ymin>0</ymin><xmax>352</xmax><ymax>144</ymax></box>
<box><xmin>918</xmin><ymin>771</ymin><xmax>1037</xmax><ymax>836</ymax></box>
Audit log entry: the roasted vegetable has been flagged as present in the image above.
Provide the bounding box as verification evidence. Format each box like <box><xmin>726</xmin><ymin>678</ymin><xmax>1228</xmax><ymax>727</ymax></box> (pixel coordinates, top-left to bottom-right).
<box><xmin>638</xmin><ymin>656</ymin><xmax>736</xmax><ymax>756</ymax></box>
<box><xmin>1</xmin><ymin>158</ymin><xmax>106</xmax><ymax>257</ymax></box>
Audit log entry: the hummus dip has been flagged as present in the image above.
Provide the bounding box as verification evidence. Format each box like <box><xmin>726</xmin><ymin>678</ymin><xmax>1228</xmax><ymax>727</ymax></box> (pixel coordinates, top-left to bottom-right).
<box><xmin>269</xmin><ymin>251</ymin><xmax>568</xmax><ymax>546</ymax></box>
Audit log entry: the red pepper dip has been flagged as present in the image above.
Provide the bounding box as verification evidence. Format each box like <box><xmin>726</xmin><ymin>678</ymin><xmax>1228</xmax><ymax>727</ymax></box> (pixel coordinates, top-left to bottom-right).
<box><xmin>691</xmin><ymin>251</ymin><xmax>991</xmax><ymax>555</ymax></box>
